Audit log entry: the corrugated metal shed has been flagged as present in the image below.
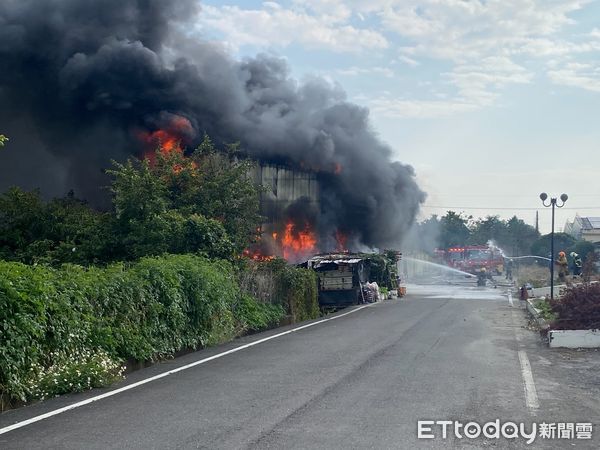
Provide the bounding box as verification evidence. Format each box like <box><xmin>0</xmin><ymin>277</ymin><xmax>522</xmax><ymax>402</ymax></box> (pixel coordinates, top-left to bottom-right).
<box><xmin>250</xmin><ymin>163</ymin><xmax>320</xmax><ymax>226</ymax></box>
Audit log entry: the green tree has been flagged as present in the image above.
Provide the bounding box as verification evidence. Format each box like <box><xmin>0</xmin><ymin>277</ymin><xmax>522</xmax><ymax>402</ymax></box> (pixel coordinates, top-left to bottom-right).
<box><xmin>469</xmin><ymin>215</ymin><xmax>508</xmax><ymax>245</ymax></box>
<box><xmin>0</xmin><ymin>134</ymin><xmax>260</xmax><ymax>264</ymax></box>
<box><xmin>504</xmin><ymin>216</ymin><xmax>540</xmax><ymax>256</ymax></box>
<box><xmin>438</xmin><ymin>211</ymin><xmax>470</xmax><ymax>248</ymax></box>
<box><xmin>107</xmin><ymin>158</ymin><xmax>172</xmax><ymax>259</ymax></box>
<box><xmin>0</xmin><ymin>134</ymin><xmax>7</xmax><ymax>147</ymax></box>
<box><xmin>0</xmin><ymin>188</ymin><xmax>46</xmax><ymax>261</ymax></box>
<box><xmin>106</xmin><ymin>136</ymin><xmax>258</xmax><ymax>260</ymax></box>
<box><xmin>0</xmin><ymin>188</ymin><xmax>108</xmax><ymax>265</ymax></box>
<box><xmin>571</xmin><ymin>240</ymin><xmax>596</xmax><ymax>264</ymax></box>
<box><xmin>152</xmin><ymin>135</ymin><xmax>262</xmax><ymax>253</ymax></box>
<box><xmin>530</xmin><ymin>233</ymin><xmax>577</xmax><ymax>259</ymax></box>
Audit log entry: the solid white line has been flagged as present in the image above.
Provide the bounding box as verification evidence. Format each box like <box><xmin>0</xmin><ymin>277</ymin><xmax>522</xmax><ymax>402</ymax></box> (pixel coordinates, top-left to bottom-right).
<box><xmin>517</xmin><ymin>350</ymin><xmax>539</xmax><ymax>410</ymax></box>
<box><xmin>508</xmin><ymin>290</ymin><xmax>514</xmax><ymax>307</ymax></box>
<box><xmin>0</xmin><ymin>304</ymin><xmax>374</xmax><ymax>436</ymax></box>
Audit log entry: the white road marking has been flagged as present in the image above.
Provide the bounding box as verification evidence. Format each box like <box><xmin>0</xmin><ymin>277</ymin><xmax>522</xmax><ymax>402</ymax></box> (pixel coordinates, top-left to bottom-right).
<box><xmin>518</xmin><ymin>350</ymin><xmax>540</xmax><ymax>410</ymax></box>
<box><xmin>508</xmin><ymin>290</ymin><xmax>514</xmax><ymax>307</ymax></box>
<box><xmin>0</xmin><ymin>303</ymin><xmax>374</xmax><ymax>436</ymax></box>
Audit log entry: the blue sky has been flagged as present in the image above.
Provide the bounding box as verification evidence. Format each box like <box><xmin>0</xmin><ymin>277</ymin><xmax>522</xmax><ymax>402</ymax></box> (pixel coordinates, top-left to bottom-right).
<box><xmin>195</xmin><ymin>0</ymin><xmax>600</xmax><ymax>233</ymax></box>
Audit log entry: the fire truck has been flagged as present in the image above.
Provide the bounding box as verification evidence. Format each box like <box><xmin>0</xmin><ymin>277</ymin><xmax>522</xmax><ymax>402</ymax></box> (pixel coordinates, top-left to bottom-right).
<box><xmin>435</xmin><ymin>245</ymin><xmax>504</xmax><ymax>275</ymax></box>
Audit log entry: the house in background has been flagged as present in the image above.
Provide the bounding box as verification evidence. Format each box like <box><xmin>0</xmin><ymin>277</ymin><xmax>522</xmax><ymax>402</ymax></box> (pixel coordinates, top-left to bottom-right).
<box><xmin>565</xmin><ymin>215</ymin><xmax>600</xmax><ymax>244</ymax></box>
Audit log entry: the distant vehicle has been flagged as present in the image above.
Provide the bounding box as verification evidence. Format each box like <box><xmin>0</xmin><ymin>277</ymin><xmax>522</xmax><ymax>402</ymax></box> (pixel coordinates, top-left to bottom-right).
<box><xmin>435</xmin><ymin>245</ymin><xmax>504</xmax><ymax>275</ymax></box>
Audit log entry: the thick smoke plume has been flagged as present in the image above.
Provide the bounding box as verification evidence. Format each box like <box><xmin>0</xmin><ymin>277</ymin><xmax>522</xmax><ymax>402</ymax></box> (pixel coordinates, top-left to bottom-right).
<box><xmin>0</xmin><ymin>0</ymin><xmax>425</xmax><ymax>250</ymax></box>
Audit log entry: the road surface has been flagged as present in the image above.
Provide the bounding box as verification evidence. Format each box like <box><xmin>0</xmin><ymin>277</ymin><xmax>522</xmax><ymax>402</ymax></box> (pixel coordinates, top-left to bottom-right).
<box><xmin>1</xmin><ymin>284</ymin><xmax>599</xmax><ymax>449</ymax></box>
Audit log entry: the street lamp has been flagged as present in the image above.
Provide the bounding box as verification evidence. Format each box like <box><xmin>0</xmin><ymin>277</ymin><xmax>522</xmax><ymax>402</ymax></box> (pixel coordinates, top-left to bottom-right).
<box><xmin>539</xmin><ymin>192</ymin><xmax>568</xmax><ymax>300</ymax></box>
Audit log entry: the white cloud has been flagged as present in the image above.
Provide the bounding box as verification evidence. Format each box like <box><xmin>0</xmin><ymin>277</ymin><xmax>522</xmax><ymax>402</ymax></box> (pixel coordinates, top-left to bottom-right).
<box><xmin>369</xmin><ymin>97</ymin><xmax>481</xmax><ymax>119</ymax></box>
<box><xmin>548</xmin><ymin>62</ymin><xmax>600</xmax><ymax>92</ymax></box>
<box><xmin>447</xmin><ymin>56</ymin><xmax>533</xmax><ymax>101</ymax></box>
<box><xmin>197</xmin><ymin>4</ymin><xmax>388</xmax><ymax>53</ymax></box>
<box><xmin>337</xmin><ymin>66</ymin><xmax>394</xmax><ymax>77</ymax></box>
<box><xmin>197</xmin><ymin>1</ymin><xmax>600</xmax><ymax>118</ymax></box>
<box><xmin>291</xmin><ymin>0</ymin><xmax>352</xmax><ymax>23</ymax></box>
<box><xmin>349</xmin><ymin>0</ymin><xmax>591</xmax><ymax>64</ymax></box>
<box><xmin>397</xmin><ymin>55</ymin><xmax>420</xmax><ymax>67</ymax></box>
<box><xmin>368</xmin><ymin>55</ymin><xmax>533</xmax><ymax>118</ymax></box>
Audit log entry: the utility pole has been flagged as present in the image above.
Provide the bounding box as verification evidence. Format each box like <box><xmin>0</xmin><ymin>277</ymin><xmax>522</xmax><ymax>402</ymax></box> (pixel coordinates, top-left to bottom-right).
<box><xmin>535</xmin><ymin>211</ymin><xmax>539</xmax><ymax>234</ymax></box>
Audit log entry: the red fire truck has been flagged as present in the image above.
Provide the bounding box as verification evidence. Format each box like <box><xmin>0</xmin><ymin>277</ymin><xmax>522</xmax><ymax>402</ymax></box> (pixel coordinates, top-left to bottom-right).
<box><xmin>435</xmin><ymin>245</ymin><xmax>504</xmax><ymax>275</ymax></box>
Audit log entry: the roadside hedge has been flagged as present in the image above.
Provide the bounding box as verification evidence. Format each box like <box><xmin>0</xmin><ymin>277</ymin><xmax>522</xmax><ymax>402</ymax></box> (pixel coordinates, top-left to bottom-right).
<box><xmin>0</xmin><ymin>255</ymin><xmax>284</xmax><ymax>408</ymax></box>
<box><xmin>237</xmin><ymin>258</ymin><xmax>319</xmax><ymax>323</ymax></box>
<box><xmin>548</xmin><ymin>282</ymin><xmax>600</xmax><ymax>330</ymax></box>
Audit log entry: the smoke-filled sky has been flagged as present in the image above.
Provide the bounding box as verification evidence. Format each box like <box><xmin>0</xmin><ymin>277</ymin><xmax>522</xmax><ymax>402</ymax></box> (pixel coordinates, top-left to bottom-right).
<box><xmin>198</xmin><ymin>0</ymin><xmax>600</xmax><ymax>234</ymax></box>
<box><xmin>0</xmin><ymin>0</ymin><xmax>425</xmax><ymax>250</ymax></box>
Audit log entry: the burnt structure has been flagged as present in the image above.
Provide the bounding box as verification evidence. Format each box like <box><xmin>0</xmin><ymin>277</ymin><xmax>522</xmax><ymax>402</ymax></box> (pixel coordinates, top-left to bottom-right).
<box><xmin>305</xmin><ymin>254</ymin><xmax>370</xmax><ymax>307</ymax></box>
<box><xmin>252</xmin><ymin>163</ymin><xmax>319</xmax><ymax>233</ymax></box>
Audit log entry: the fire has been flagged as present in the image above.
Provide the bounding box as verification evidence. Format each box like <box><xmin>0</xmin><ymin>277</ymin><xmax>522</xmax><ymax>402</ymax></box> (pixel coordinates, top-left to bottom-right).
<box><xmin>281</xmin><ymin>221</ymin><xmax>317</xmax><ymax>261</ymax></box>
<box><xmin>144</xmin><ymin>129</ymin><xmax>181</xmax><ymax>154</ymax></box>
<box><xmin>242</xmin><ymin>221</ymin><xmax>318</xmax><ymax>262</ymax></box>
<box><xmin>140</xmin><ymin>129</ymin><xmax>183</xmax><ymax>164</ymax></box>
<box><xmin>138</xmin><ymin>115</ymin><xmax>194</xmax><ymax>162</ymax></box>
<box><xmin>242</xmin><ymin>248</ymin><xmax>275</xmax><ymax>261</ymax></box>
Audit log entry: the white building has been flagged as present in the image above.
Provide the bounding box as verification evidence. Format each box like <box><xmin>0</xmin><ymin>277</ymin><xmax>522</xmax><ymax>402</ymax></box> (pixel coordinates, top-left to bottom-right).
<box><xmin>565</xmin><ymin>215</ymin><xmax>600</xmax><ymax>244</ymax></box>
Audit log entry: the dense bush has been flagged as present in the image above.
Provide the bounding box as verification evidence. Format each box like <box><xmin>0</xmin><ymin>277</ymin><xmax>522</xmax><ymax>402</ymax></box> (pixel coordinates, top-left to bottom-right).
<box><xmin>549</xmin><ymin>282</ymin><xmax>600</xmax><ymax>330</ymax></box>
<box><xmin>0</xmin><ymin>255</ymin><xmax>284</xmax><ymax>408</ymax></box>
<box><xmin>238</xmin><ymin>259</ymin><xmax>319</xmax><ymax>322</ymax></box>
<box><xmin>0</xmin><ymin>136</ymin><xmax>261</xmax><ymax>266</ymax></box>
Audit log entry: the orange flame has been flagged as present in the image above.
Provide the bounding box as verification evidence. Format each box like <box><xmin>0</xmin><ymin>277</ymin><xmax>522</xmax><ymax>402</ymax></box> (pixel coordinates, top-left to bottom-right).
<box><xmin>242</xmin><ymin>248</ymin><xmax>275</xmax><ymax>261</ymax></box>
<box><xmin>281</xmin><ymin>221</ymin><xmax>317</xmax><ymax>261</ymax></box>
<box><xmin>145</xmin><ymin>129</ymin><xmax>181</xmax><ymax>154</ymax></box>
<box><xmin>138</xmin><ymin>115</ymin><xmax>193</xmax><ymax>163</ymax></box>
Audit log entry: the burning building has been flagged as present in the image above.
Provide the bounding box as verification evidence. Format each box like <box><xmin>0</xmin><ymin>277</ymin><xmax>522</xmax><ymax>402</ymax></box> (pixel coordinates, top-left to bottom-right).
<box><xmin>0</xmin><ymin>0</ymin><xmax>426</xmax><ymax>257</ymax></box>
<box><xmin>250</xmin><ymin>164</ymin><xmax>320</xmax><ymax>262</ymax></box>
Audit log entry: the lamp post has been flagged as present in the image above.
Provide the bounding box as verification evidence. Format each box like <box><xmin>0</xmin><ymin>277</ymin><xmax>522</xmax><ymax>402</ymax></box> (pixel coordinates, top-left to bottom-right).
<box><xmin>539</xmin><ymin>192</ymin><xmax>568</xmax><ymax>300</ymax></box>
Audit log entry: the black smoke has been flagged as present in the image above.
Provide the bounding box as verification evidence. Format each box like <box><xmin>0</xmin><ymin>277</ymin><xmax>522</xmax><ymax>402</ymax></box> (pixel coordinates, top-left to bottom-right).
<box><xmin>0</xmin><ymin>0</ymin><xmax>425</xmax><ymax>250</ymax></box>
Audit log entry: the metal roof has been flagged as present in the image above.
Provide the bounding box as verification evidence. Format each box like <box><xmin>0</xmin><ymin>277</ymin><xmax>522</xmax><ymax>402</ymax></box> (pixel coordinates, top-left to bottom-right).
<box><xmin>587</xmin><ymin>217</ymin><xmax>600</xmax><ymax>229</ymax></box>
<box><xmin>307</xmin><ymin>253</ymin><xmax>365</xmax><ymax>268</ymax></box>
<box><xmin>581</xmin><ymin>217</ymin><xmax>600</xmax><ymax>230</ymax></box>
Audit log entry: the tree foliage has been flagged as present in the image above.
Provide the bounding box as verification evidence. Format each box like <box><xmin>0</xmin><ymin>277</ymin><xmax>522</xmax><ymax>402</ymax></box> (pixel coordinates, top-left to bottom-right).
<box><xmin>107</xmin><ymin>135</ymin><xmax>261</xmax><ymax>259</ymax></box>
<box><xmin>0</xmin><ymin>136</ymin><xmax>262</xmax><ymax>264</ymax></box>
<box><xmin>0</xmin><ymin>254</ymin><xmax>284</xmax><ymax>406</ymax></box>
<box><xmin>438</xmin><ymin>211</ymin><xmax>471</xmax><ymax>248</ymax></box>
<box><xmin>0</xmin><ymin>188</ymin><xmax>109</xmax><ymax>265</ymax></box>
<box><xmin>530</xmin><ymin>233</ymin><xmax>576</xmax><ymax>258</ymax></box>
<box><xmin>413</xmin><ymin>211</ymin><xmax>542</xmax><ymax>256</ymax></box>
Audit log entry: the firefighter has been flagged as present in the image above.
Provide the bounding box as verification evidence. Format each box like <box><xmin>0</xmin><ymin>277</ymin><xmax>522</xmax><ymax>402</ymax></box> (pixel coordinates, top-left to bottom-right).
<box><xmin>570</xmin><ymin>252</ymin><xmax>582</xmax><ymax>277</ymax></box>
<box><xmin>505</xmin><ymin>258</ymin><xmax>513</xmax><ymax>281</ymax></box>
<box><xmin>476</xmin><ymin>267</ymin><xmax>487</xmax><ymax>286</ymax></box>
<box><xmin>556</xmin><ymin>251</ymin><xmax>569</xmax><ymax>282</ymax></box>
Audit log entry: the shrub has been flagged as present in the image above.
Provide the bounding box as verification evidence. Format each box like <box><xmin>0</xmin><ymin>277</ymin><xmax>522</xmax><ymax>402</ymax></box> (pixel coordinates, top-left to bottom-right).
<box><xmin>0</xmin><ymin>254</ymin><xmax>285</xmax><ymax>408</ymax></box>
<box><xmin>548</xmin><ymin>283</ymin><xmax>600</xmax><ymax>330</ymax></box>
<box><xmin>234</xmin><ymin>293</ymin><xmax>284</xmax><ymax>332</ymax></box>
<box><xmin>261</xmin><ymin>259</ymin><xmax>319</xmax><ymax>322</ymax></box>
<box><xmin>26</xmin><ymin>349</ymin><xmax>124</xmax><ymax>400</ymax></box>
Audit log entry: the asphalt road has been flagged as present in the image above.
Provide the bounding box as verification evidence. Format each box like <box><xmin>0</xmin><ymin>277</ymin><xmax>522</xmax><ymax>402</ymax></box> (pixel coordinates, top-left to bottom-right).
<box><xmin>1</xmin><ymin>284</ymin><xmax>599</xmax><ymax>449</ymax></box>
